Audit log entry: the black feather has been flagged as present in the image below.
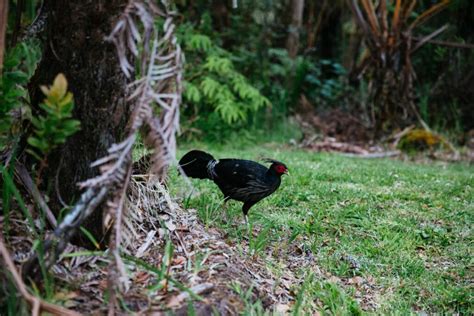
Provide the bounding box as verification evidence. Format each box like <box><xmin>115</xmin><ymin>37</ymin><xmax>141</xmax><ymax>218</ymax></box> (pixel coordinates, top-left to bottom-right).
<box><xmin>178</xmin><ymin>150</ymin><xmax>214</xmax><ymax>179</ymax></box>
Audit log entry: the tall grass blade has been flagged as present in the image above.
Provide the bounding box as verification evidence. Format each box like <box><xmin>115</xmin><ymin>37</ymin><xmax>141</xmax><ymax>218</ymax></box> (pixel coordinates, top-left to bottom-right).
<box><xmin>1</xmin><ymin>166</ymin><xmax>38</xmax><ymax>238</ymax></box>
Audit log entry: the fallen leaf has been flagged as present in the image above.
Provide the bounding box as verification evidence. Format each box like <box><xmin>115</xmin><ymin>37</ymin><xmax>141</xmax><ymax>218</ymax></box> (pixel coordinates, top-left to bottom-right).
<box><xmin>135</xmin><ymin>271</ymin><xmax>151</xmax><ymax>284</ymax></box>
<box><xmin>173</xmin><ymin>255</ymin><xmax>186</xmax><ymax>265</ymax></box>
<box><xmin>166</xmin><ymin>283</ymin><xmax>214</xmax><ymax>308</ymax></box>
<box><xmin>275</xmin><ymin>303</ymin><xmax>292</xmax><ymax>314</ymax></box>
<box><xmin>165</xmin><ymin>220</ymin><xmax>176</xmax><ymax>231</ymax></box>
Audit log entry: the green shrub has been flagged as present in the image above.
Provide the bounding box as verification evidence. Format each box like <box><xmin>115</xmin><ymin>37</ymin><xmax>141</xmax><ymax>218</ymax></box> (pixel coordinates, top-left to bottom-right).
<box><xmin>179</xmin><ymin>24</ymin><xmax>270</xmax><ymax>139</ymax></box>
<box><xmin>0</xmin><ymin>40</ymin><xmax>41</xmax><ymax>149</ymax></box>
<box><xmin>26</xmin><ymin>74</ymin><xmax>80</xmax><ymax>179</ymax></box>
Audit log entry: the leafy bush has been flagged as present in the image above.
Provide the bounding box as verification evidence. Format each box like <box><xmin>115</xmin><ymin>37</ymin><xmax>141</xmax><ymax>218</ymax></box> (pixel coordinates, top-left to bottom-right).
<box><xmin>178</xmin><ymin>24</ymin><xmax>270</xmax><ymax>139</ymax></box>
<box><xmin>0</xmin><ymin>40</ymin><xmax>41</xmax><ymax>149</ymax></box>
<box><xmin>263</xmin><ymin>48</ymin><xmax>352</xmax><ymax>113</ymax></box>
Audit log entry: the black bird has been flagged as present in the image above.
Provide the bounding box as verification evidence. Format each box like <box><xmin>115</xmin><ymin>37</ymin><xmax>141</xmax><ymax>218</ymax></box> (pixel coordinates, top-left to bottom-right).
<box><xmin>178</xmin><ymin>150</ymin><xmax>288</xmax><ymax>223</ymax></box>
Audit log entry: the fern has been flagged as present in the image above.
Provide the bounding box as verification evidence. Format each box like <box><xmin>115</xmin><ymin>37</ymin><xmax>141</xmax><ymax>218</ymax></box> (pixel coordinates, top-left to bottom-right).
<box><xmin>179</xmin><ymin>24</ymin><xmax>270</xmax><ymax>132</ymax></box>
<box><xmin>183</xmin><ymin>82</ymin><xmax>201</xmax><ymax>103</ymax></box>
<box><xmin>231</xmin><ymin>74</ymin><xmax>270</xmax><ymax>111</ymax></box>
<box><xmin>186</xmin><ymin>34</ymin><xmax>213</xmax><ymax>53</ymax></box>
<box><xmin>200</xmin><ymin>77</ymin><xmax>222</xmax><ymax>100</ymax></box>
<box><xmin>216</xmin><ymin>99</ymin><xmax>246</xmax><ymax>125</ymax></box>
<box><xmin>204</xmin><ymin>56</ymin><xmax>234</xmax><ymax>75</ymax></box>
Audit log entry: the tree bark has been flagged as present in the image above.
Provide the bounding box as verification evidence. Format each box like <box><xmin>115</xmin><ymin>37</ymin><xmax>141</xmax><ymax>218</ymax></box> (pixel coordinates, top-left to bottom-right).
<box><xmin>306</xmin><ymin>0</ymin><xmax>328</xmax><ymax>50</ymax></box>
<box><xmin>27</xmin><ymin>0</ymin><xmax>130</xmax><ymax>248</ymax></box>
<box><xmin>0</xmin><ymin>0</ymin><xmax>8</xmax><ymax>73</ymax></box>
<box><xmin>286</xmin><ymin>0</ymin><xmax>304</xmax><ymax>59</ymax></box>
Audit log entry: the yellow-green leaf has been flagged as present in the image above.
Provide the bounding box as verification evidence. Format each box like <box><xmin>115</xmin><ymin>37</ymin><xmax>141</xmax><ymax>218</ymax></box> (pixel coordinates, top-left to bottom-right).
<box><xmin>49</xmin><ymin>73</ymin><xmax>68</xmax><ymax>100</ymax></box>
<box><xmin>40</xmin><ymin>85</ymin><xmax>50</xmax><ymax>96</ymax></box>
<box><xmin>59</xmin><ymin>92</ymin><xmax>73</xmax><ymax>107</ymax></box>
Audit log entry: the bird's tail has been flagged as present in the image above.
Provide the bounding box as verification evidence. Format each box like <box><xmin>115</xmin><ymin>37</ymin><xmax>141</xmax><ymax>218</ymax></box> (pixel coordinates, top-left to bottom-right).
<box><xmin>178</xmin><ymin>150</ymin><xmax>215</xmax><ymax>179</ymax></box>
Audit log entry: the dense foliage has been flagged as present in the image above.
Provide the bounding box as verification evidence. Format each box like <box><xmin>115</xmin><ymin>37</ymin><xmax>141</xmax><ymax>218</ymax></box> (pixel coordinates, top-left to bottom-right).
<box><xmin>0</xmin><ymin>40</ymin><xmax>40</xmax><ymax>149</ymax></box>
<box><xmin>179</xmin><ymin>23</ymin><xmax>270</xmax><ymax>139</ymax></box>
<box><xmin>175</xmin><ymin>0</ymin><xmax>473</xmax><ymax>141</ymax></box>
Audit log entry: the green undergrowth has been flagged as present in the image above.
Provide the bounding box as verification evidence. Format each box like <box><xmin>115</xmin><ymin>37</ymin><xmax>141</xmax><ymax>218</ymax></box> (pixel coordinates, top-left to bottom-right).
<box><xmin>169</xmin><ymin>143</ymin><xmax>473</xmax><ymax>314</ymax></box>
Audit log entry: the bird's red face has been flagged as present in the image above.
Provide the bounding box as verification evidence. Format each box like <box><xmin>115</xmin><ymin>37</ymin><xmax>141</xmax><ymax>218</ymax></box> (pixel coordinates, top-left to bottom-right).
<box><xmin>273</xmin><ymin>163</ymin><xmax>288</xmax><ymax>175</ymax></box>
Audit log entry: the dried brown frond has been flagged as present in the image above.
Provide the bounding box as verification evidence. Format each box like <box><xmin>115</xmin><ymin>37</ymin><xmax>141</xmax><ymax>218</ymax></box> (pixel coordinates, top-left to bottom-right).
<box><xmin>360</xmin><ymin>0</ymin><xmax>380</xmax><ymax>38</ymax></box>
<box><xmin>391</xmin><ymin>0</ymin><xmax>402</xmax><ymax>33</ymax></box>
<box><xmin>348</xmin><ymin>0</ymin><xmax>450</xmax><ymax>132</ymax></box>
<box><xmin>124</xmin><ymin>175</ymin><xmax>178</xmax><ymax>255</ymax></box>
<box><xmin>108</xmin><ymin>0</ymin><xmax>183</xmax><ymax>180</ymax></box>
<box><xmin>88</xmin><ymin>1</ymin><xmax>183</xmax><ymax>311</ymax></box>
<box><xmin>409</xmin><ymin>0</ymin><xmax>450</xmax><ymax>30</ymax></box>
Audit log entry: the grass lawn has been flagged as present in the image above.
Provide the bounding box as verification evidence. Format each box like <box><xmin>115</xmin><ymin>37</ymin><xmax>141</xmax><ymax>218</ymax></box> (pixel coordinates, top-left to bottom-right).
<box><xmin>169</xmin><ymin>142</ymin><xmax>473</xmax><ymax>314</ymax></box>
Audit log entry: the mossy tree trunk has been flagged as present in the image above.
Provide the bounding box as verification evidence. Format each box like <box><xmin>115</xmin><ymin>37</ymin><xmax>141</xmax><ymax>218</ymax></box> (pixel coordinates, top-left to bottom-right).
<box><xmin>27</xmin><ymin>0</ymin><xmax>130</xmax><ymax>248</ymax></box>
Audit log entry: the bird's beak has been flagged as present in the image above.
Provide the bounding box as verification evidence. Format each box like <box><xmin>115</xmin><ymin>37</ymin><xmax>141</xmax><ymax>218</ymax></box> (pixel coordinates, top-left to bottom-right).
<box><xmin>285</xmin><ymin>170</ymin><xmax>290</xmax><ymax>176</ymax></box>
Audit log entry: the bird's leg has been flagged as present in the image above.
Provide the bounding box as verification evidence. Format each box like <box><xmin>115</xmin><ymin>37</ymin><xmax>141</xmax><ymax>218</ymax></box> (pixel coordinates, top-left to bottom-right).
<box><xmin>242</xmin><ymin>202</ymin><xmax>253</xmax><ymax>232</ymax></box>
<box><xmin>222</xmin><ymin>196</ymin><xmax>230</xmax><ymax>224</ymax></box>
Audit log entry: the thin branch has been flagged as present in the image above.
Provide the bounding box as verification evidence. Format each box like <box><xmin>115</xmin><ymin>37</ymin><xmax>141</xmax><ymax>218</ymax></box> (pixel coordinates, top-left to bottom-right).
<box><xmin>0</xmin><ymin>235</ymin><xmax>82</xmax><ymax>316</ymax></box>
<box><xmin>15</xmin><ymin>163</ymin><xmax>57</xmax><ymax>228</ymax></box>
<box><xmin>107</xmin><ymin>160</ymin><xmax>133</xmax><ymax>315</ymax></box>
<box><xmin>360</xmin><ymin>0</ymin><xmax>381</xmax><ymax>38</ymax></box>
<box><xmin>391</xmin><ymin>0</ymin><xmax>402</xmax><ymax>34</ymax></box>
<box><xmin>412</xmin><ymin>37</ymin><xmax>474</xmax><ymax>50</ymax></box>
<box><xmin>411</xmin><ymin>24</ymin><xmax>449</xmax><ymax>53</ymax></box>
<box><xmin>23</xmin><ymin>187</ymin><xmax>109</xmax><ymax>280</ymax></box>
<box><xmin>409</xmin><ymin>0</ymin><xmax>450</xmax><ymax>31</ymax></box>
<box><xmin>348</xmin><ymin>0</ymin><xmax>371</xmax><ymax>37</ymax></box>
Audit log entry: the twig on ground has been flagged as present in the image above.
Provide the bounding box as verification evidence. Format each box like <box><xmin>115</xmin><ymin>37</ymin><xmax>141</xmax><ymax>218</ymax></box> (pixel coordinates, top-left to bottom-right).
<box><xmin>22</xmin><ymin>187</ymin><xmax>109</xmax><ymax>280</ymax></box>
<box><xmin>0</xmin><ymin>235</ymin><xmax>81</xmax><ymax>316</ymax></box>
<box><xmin>340</xmin><ymin>151</ymin><xmax>401</xmax><ymax>158</ymax></box>
<box><xmin>174</xmin><ymin>230</ymin><xmax>191</xmax><ymax>267</ymax></box>
<box><xmin>388</xmin><ymin>125</ymin><xmax>415</xmax><ymax>148</ymax></box>
<box><xmin>107</xmin><ymin>161</ymin><xmax>133</xmax><ymax>316</ymax></box>
<box><xmin>166</xmin><ymin>283</ymin><xmax>214</xmax><ymax>308</ymax></box>
<box><xmin>15</xmin><ymin>163</ymin><xmax>57</xmax><ymax>228</ymax></box>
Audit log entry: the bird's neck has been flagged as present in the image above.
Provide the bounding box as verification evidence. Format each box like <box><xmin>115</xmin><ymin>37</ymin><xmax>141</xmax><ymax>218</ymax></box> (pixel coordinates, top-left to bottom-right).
<box><xmin>266</xmin><ymin>168</ymin><xmax>281</xmax><ymax>179</ymax></box>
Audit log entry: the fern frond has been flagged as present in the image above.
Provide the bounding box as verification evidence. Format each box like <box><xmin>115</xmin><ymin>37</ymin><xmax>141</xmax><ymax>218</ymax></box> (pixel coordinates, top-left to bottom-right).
<box><xmin>186</xmin><ymin>34</ymin><xmax>213</xmax><ymax>52</ymax></box>
<box><xmin>184</xmin><ymin>82</ymin><xmax>202</xmax><ymax>103</ymax></box>
<box><xmin>200</xmin><ymin>77</ymin><xmax>222</xmax><ymax>99</ymax></box>
<box><xmin>204</xmin><ymin>56</ymin><xmax>234</xmax><ymax>75</ymax></box>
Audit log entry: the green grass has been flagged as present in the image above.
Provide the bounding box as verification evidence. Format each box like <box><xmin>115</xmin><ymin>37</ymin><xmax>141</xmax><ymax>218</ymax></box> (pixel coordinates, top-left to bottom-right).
<box><xmin>169</xmin><ymin>142</ymin><xmax>473</xmax><ymax>314</ymax></box>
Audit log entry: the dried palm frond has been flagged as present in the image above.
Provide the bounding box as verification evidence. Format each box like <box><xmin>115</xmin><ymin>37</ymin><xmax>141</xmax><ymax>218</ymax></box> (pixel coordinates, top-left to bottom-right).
<box><xmin>91</xmin><ymin>1</ymin><xmax>183</xmax><ymax>310</ymax></box>
<box><xmin>123</xmin><ymin>175</ymin><xmax>179</xmax><ymax>256</ymax></box>
<box><xmin>348</xmin><ymin>0</ymin><xmax>451</xmax><ymax>132</ymax></box>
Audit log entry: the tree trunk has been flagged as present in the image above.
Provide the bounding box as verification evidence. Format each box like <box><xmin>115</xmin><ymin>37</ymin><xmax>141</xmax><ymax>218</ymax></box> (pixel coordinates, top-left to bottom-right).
<box><xmin>286</xmin><ymin>0</ymin><xmax>304</xmax><ymax>59</ymax></box>
<box><xmin>306</xmin><ymin>0</ymin><xmax>328</xmax><ymax>50</ymax></box>
<box><xmin>343</xmin><ymin>17</ymin><xmax>362</xmax><ymax>73</ymax></box>
<box><xmin>27</xmin><ymin>0</ymin><xmax>130</xmax><ymax>248</ymax></box>
<box><xmin>0</xmin><ymin>0</ymin><xmax>8</xmax><ymax>73</ymax></box>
